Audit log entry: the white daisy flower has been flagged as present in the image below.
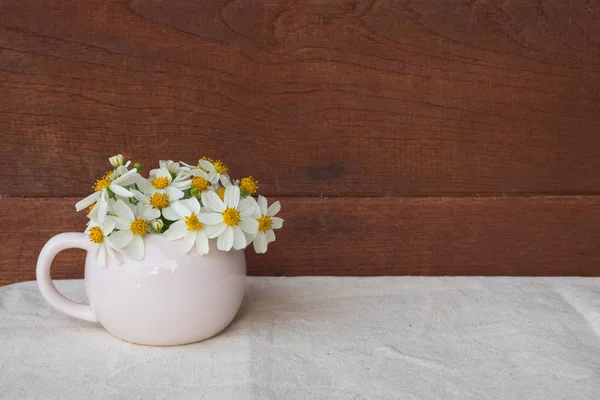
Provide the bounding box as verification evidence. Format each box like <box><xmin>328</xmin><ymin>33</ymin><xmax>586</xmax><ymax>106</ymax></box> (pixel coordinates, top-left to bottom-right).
<box><xmin>147</xmin><ymin>167</ymin><xmax>191</xmax><ymax>191</ymax></box>
<box><xmin>163</xmin><ymin>198</ymin><xmax>223</xmax><ymax>255</ymax></box>
<box><xmin>200</xmin><ymin>186</ymin><xmax>259</xmax><ymax>251</ymax></box>
<box><xmin>152</xmin><ymin>160</ymin><xmax>182</xmax><ymax>175</ymax></box>
<box><xmin>75</xmin><ymin>167</ymin><xmax>141</xmax><ymax>222</ymax></box>
<box><xmin>188</xmin><ymin>167</ymin><xmax>215</xmax><ymax>195</ymax></box>
<box><xmin>109</xmin><ymin>200</ymin><xmax>160</xmax><ymax>260</ymax></box>
<box><xmin>253</xmin><ymin>195</ymin><xmax>284</xmax><ymax>254</ymax></box>
<box><xmin>198</xmin><ymin>158</ymin><xmax>231</xmax><ymax>186</ymax></box>
<box><xmin>134</xmin><ymin>177</ymin><xmax>185</xmax><ymax>219</ymax></box>
<box><xmin>85</xmin><ymin>217</ymin><xmax>121</xmax><ymax>268</ymax></box>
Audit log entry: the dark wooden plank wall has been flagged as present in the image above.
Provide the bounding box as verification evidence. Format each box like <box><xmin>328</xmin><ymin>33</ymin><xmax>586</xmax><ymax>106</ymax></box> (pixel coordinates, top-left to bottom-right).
<box><xmin>2</xmin><ymin>197</ymin><xmax>599</xmax><ymax>285</ymax></box>
<box><xmin>1</xmin><ymin>0</ymin><xmax>599</xmax><ymax>284</ymax></box>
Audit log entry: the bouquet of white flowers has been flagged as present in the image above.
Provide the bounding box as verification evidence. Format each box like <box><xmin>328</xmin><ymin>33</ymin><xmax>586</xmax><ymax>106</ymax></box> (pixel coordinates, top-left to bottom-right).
<box><xmin>75</xmin><ymin>154</ymin><xmax>283</xmax><ymax>267</ymax></box>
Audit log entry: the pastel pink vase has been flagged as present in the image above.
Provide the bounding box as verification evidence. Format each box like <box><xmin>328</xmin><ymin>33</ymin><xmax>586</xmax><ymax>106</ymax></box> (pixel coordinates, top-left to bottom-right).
<box><xmin>36</xmin><ymin>233</ymin><xmax>246</xmax><ymax>346</ymax></box>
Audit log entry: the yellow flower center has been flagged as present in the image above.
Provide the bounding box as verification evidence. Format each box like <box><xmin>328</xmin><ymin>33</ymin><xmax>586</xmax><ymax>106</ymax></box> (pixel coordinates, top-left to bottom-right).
<box><xmin>185</xmin><ymin>213</ymin><xmax>203</xmax><ymax>231</ymax></box>
<box><xmin>87</xmin><ymin>204</ymin><xmax>95</xmax><ymax>215</ymax></box>
<box><xmin>93</xmin><ymin>171</ymin><xmax>112</xmax><ymax>192</ymax></box>
<box><xmin>240</xmin><ymin>176</ymin><xmax>258</xmax><ymax>195</ymax></box>
<box><xmin>130</xmin><ymin>218</ymin><xmax>147</xmax><ymax>236</ymax></box>
<box><xmin>149</xmin><ymin>193</ymin><xmax>169</xmax><ymax>209</ymax></box>
<box><xmin>216</xmin><ymin>188</ymin><xmax>225</xmax><ymax>201</ymax></box>
<box><xmin>213</xmin><ymin>160</ymin><xmax>229</xmax><ymax>175</ymax></box>
<box><xmin>88</xmin><ymin>226</ymin><xmax>104</xmax><ymax>244</ymax></box>
<box><xmin>222</xmin><ymin>208</ymin><xmax>240</xmax><ymax>226</ymax></box>
<box><xmin>191</xmin><ymin>176</ymin><xmax>210</xmax><ymax>192</ymax></box>
<box><xmin>151</xmin><ymin>177</ymin><xmax>170</xmax><ymax>189</ymax></box>
<box><xmin>258</xmin><ymin>215</ymin><xmax>272</xmax><ymax>232</ymax></box>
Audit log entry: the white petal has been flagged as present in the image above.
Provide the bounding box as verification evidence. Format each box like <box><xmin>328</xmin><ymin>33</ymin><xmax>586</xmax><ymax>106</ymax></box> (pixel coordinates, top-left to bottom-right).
<box><xmin>183</xmin><ymin>232</ymin><xmax>195</xmax><ymax>253</ymax></box>
<box><xmin>132</xmin><ymin>189</ymin><xmax>149</xmax><ymax>204</ymax></box>
<box><xmin>195</xmin><ymin>232</ymin><xmax>209</xmax><ymax>255</ymax></box>
<box><xmin>75</xmin><ymin>192</ymin><xmax>100</xmax><ymax>211</ymax></box>
<box><xmin>126</xmin><ymin>236</ymin><xmax>144</xmax><ymax>260</ymax></box>
<box><xmin>87</xmin><ymin>204</ymin><xmax>99</xmax><ymax>220</ymax></box>
<box><xmin>224</xmin><ymin>185</ymin><xmax>240</xmax><ymax>208</ymax></box>
<box><xmin>232</xmin><ymin>227</ymin><xmax>246</xmax><ymax>250</ymax></box>
<box><xmin>111</xmin><ymin>165</ymin><xmax>128</xmax><ymax>179</ymax></box>
<box><xmin>154</xmin><ymin>167</ymin><xmax>171</xmax><ymax>180</ymax></box>
<box><xmin>95</xmin><ymin>194</ymin><xmax>109</xmax><ymax>223</ymax></box>
<box><xmin>204</xmin><ymin>223</ymin><xmax>226</xmax><ymax>239</ymax></box>
<box><xmin>171</xmin><ymin>177</ymin><xmax>191</xmax><ymax>190</ymax></box>
<box><xmin>253</xmin><ymin>232</ymin><xmax>268</xmax><ymax>254</ymax></box>
<box><xmin>100</xmin><ymin>216</ymin><xmax>116</xmax><ymax>235</ymax></box>
<box><xmin>109</xmin><ymin>230</ymin><xmax>133</xmax><ymax>249</ymax></box>
<box><xmin>201</xmin><ymin>191</ymin><xmax>225</xmax><ymax>212</ymax></box>
<box><xmin>148</xmin><ymin>167</ymin><xmax>160</xmax><ymax>177</ymax></box>
<box><xmin>238</xmin><ymin>198</ymin><xmax>253</xmax><ymax>215</ymax></box>
<box><xmin>258</xmin><ymin>195</ymin><xmax>268</xmax><ymax>215</ymax></box>
<box><xmin>242</xmin><ymin>231</ymin><xmax>258</xmax><ymax>241</ymax></box>
<box><xmin>166</xmin><ymin>186</ymin><xmax>184</xmax><ymax>201</ymax></box>
<box><xmin>136</xmin><ymin>179</ymin><xmax>154</xmax><ymax>194</ymax></box>
<box><xmin>266</xmin><ymin>229</ymin><xmax>276</xmax><ymax>243</ymax></box>
<box><xmin>113</xmin><ymin>169</ymin><xmax>140</xmax><ymax>186</ymax></box>
<box><xmin>271</xmin><ymin>217</ymin><xmax>284</xmax><ymax>229</ymax></box>
<box><xmin>164</xmin><ymin>220</ymin><xmax>187</xmax><ymax>240</ymax></box>
<box><xmin>171</xmin><ymin>201</ymin><xmax>191</xmax><ymax>219</ymax></box>
<box><xmin>206</xmin><ymin>171</ymin><xmax>219</xmax><ymax>184</ymax></box>
<box><xmin>133</xmin><ymin>203</ymin><xmax>145</xmax><ymax>217</ymax></box>
<box><xmin>178</xmin><ymin>198</ymin><xmax>194</xmax><ymax>213</ymax></box>
<box><xmin>239</xmin><ymin>217</ymin><xmax>259</xmax><ymax>234</ymax></box>
<box><xmin>217</xmin><ymin>226</ymin><xmax>234</xmax><ymax>251</ymax></box>
<box><xmin>190</xmin><ymin>168</ymin><xmax>207</xmax><ymax>179</ymax></box>
<box><xmin>219</xmin><ymin>174</ymin><xmax>231</xmax><ymax>187</ymax></box>
<box><xmin>186</xmin><ymin>197</ymin><xmax>200</xmax><ymax>214</ymax></box>
<box><xmin>110</xmin><ymin>183</ymin><xmax>133</xmax><ymax>198</ymax></box>
<box><xmin>179</xmin><ymin>161</ymin><xmax>196</xmax><ymax>170</ymax></box>
<box><xmin>239</xmin><ymin>196</ymin><xmax>260</xmax><ymax>218</ymax></box>
<box><xmin>198</xmin><ymin>159</ymin><xmax>214</xmax><ymax>172</ymax></box>
<box><xmin>162</xmin><ymin>206</ymin><xmax>180</xmax><ymax>221</ymax></box>
<box><xmin>197</xmin><ymin>212</ymin><xmax>223</xmax><ymax>225</ymax></box>
<box><xmin>103</xmin><ymin>235</ymin><xmax>123</xmax><ymax>254</ymax></box>
<box><xmin>143</xmin><ymin>207</ymin><xmax>161</xmax><ymax>220</ymax></box>
<box><xmin>267</xmin><ymin>201</ymin><xmax>281</xmax><ymax>217</ymax></box>
<box><xmin>113</xmin><ymin>199</ymin><xmax>134</xmax><ymax>222</ymax></box>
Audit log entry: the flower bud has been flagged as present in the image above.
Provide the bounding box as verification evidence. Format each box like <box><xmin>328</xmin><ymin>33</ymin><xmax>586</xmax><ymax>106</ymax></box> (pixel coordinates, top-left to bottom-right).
<box><xmin>151</xmin><ymin>219</ymin><xmax>164</xmax><ymax>233</ymax></box>
<box><xmin>240</xmin><ymin>176</ymin><xmax>258</xmax><ymax>196</ymax></box>
<box><xmin>133</xmin><ymin>162</ymin><xmax>143</xmax><ymax>171</ymax></box>
<box><xmin>189</xmin><ymin>187</ymin><xmax>199</xmax><ymax>197</ymax></box>
<box><xmin>109</xmin><ymin>154</ymin><xmax>124</xmax><ymax>168</ymax></box>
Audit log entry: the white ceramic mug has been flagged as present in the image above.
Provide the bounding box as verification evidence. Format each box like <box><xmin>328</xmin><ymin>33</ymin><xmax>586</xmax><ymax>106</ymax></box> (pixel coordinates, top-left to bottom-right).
<box><xmin>36</xmin><ymin>233</ymin><xmax>246</xmax><ymax>346</ymax></box>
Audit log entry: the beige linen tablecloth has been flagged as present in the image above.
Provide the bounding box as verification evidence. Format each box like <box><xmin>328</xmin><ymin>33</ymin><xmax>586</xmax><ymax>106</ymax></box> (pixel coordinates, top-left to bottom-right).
<box><xmin>1</xmin><ymin>277</ymin><xmax>599</xmax><ymax>399</ymax></box>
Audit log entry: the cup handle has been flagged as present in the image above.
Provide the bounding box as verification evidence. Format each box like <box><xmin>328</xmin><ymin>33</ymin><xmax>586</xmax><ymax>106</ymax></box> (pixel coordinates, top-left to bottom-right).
<box><xmin>36</xmin><ymin>232</ymin><xmax>97</xmax><ymax>323</ymax></box>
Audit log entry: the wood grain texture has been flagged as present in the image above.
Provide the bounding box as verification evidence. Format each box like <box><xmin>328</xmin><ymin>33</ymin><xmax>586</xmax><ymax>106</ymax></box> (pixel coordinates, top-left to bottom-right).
<box><xmin>1</xmin><ymin>0</ymin><xmax>600</xmax><ymax>197</ymax></box>
<box><xmin>1</xmin><ymin>196</ymin><xmax>599</xmax><ymax>285</ymax></box>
